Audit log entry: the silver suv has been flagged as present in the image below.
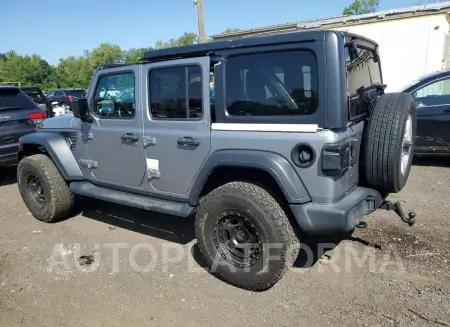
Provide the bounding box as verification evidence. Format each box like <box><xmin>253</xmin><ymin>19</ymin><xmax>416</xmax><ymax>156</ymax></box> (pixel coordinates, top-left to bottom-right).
<box><xmin>17</xmin><ymin>30</ymin><xmax>417</xmax><ymax>291</ymax></box>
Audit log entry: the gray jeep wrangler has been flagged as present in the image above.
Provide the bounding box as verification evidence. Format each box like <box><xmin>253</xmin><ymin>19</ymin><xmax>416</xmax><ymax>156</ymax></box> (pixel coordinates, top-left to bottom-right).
<box><xmin>17</xmin><ymin>30</ymin><xmax>416</xmax><ymax>291</ymax></box>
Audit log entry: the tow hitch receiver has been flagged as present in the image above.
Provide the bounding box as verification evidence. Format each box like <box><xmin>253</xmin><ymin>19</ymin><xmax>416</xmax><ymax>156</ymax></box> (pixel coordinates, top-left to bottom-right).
<box><xmin>379</xmin><ymin>200</ymin><xmax>416</xmax><ymax>226</ymax></box>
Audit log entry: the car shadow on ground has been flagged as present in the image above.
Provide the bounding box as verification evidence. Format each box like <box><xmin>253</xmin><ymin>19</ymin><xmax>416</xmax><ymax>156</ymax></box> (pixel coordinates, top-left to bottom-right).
<box><xmin>0</xmin><ymin>166</ymin><xmax>17</xmax><ymax>187</ymax></box>
<box><xmin>292</xmin><ymin>232</ymin><xmax>381</xmax><ymax>268</ymax></box>
<box><xmin>413</xmin><ymin>156</ymin><xmax>450</xmax><ymax>167</ymax></box>
<box><xmin>78</xmin><ymin>200</ymin><xmax>382</xmax><ymax>277</ymax></box>
<box><xmin>77</xmin><ymin>199</ymin><xmax>349</xmax><ymax>271</ymax></box>
<box><xmin>188</xmin><ymin>231</ymin><xmax>383</xmax><ymax>290</ymax></box>
<box><xmin>189</xmin><ymin>235</ymin><xmax>347</xmax><ymax>272</ymax></box>
<box><xmin>3</xmin><ymin>165</ymin><xmax>385</xmax><ymax>286</ymax></box>
<box><xmin>79</xmin><ymin>200</ymin><xmax>196</xmax><ymax>245</ymax></box>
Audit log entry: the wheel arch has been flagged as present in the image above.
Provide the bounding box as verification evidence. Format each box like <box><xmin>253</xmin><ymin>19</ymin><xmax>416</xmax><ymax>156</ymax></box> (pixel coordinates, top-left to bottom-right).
<box><xmin>19</xmin><ymin>132</ymin><xmax>84</xmax><ymax>181</ymax></box>
<box><xmin>188</xmin><ymin>150</ymin><xmax>311</xmax><ymax>206</ymax></box>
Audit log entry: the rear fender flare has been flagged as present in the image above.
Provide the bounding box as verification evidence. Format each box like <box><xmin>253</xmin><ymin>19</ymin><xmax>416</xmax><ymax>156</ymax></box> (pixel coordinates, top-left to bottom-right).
<box><xmin>19</xmin><ymin>132</ymin><xmax>84</xmax><ymax>181</ymax></box>
<box><xmin>188</xmin><ymin>150</ymin><xmax>311</xmax><ymax>206</ymax></box>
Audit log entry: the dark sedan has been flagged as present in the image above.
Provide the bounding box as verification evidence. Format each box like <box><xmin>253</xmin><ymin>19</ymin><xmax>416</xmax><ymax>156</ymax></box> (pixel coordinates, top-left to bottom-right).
<box><xmin>0</xmin><ymin>85</ymin><xmax>46</xmax><ymax>166</ymax></box>
<box><xmin>20</xmin><ymin>86</ymin><xmax>51</xmax><ymax>116</ymax></box>
<box><xmin>402</xmin><ymin>69</ymin><xmax>450</xmax><ymax>156</ymax></box>
<box><xmin>46</xmin><ymin>88</ymin><xmax>86</xmax><ymax>111</ymax></box>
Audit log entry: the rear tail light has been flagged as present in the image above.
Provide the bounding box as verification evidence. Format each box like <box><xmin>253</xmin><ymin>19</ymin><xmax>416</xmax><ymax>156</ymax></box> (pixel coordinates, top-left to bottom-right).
<box><xmin>67</xmin><ymin>95</ymin><xmax>73</xmax><ymax>102</ymax></box>
<box><xmin>382</xmin><ymin>84</ymin><xmax>387</xmax><ymax>90</ymax></box>
<box><xmin>322</xmin><ymin>141</ymin><xmax>350</xmax><ymax>176</ymax></box>
<box><xmin>29</xmin><ymin>111</ymin><xmax>47</xmax><ymax>123</ymax></box>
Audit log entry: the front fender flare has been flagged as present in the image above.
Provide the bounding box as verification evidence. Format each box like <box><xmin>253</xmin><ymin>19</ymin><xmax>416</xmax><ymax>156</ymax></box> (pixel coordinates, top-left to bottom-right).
<box><xmin>188</xmin><ymin>150</ymin><xmax>311</xmax><ymax>206</ymax></box>
<box><xmin>19</xmin><ymin>132</ymin><xmax>84</xmax><ymax>181</ymax></box>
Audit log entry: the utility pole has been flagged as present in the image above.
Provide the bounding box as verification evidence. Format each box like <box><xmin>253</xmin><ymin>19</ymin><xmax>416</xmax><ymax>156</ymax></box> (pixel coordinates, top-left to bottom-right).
<box><xmin>193</xmin><ymin>0</ymin><xmax>206</xmax><ymax>43</ymax></box>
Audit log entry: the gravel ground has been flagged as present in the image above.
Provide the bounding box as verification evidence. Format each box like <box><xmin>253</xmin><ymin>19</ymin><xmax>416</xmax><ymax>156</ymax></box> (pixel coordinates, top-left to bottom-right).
<box><xmin>0</xmin><ymin>158</ymin><xmax>449</xmax><ymax>327</ymax></box>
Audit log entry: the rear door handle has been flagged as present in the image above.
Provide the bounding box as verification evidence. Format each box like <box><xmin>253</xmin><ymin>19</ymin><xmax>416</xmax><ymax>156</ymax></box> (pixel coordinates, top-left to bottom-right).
<box><xmin>121</xmin><ymin>133</ymin><xmax>138</xmax><ymax>142</ymax></box>
<box><xmin>177</xmin><ymin>137</ymin><xmax>200</xmax><ymax>147</ymax></box>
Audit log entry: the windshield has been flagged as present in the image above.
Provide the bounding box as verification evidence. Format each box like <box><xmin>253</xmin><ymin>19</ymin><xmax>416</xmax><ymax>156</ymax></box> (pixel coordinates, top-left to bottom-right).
<box><xmin>0</xmin><ymin>88</ymin><xmax>38</xmax><ymax>110</ymax></box>
<box><xmin>399</xmin><ymin>71</ymin><xmax>447</xmax><ymax>92</ymax></box>
<box><xmin>65</xmin><ymin>90</ymin><xmax>86</xmax><ymax>97</ymax></box>
<box><xmin>22</xmin><ymin>88</ymin><xmax>46</xmax><ymax>104</ymax></box>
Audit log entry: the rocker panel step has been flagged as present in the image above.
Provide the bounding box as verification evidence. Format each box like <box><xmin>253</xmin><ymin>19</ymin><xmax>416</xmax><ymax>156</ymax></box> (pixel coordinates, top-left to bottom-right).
<box><xmin>70</xmin><ymin>181</ymin><xmax>194</xmax><ymax>217</ymax></box>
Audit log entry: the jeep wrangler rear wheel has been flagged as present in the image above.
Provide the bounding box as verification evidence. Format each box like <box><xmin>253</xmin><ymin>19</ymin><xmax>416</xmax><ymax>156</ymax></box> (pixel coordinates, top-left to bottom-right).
<box><xmin>17</xmin><ymin>154</ymin><xmax>75</xmax><ymax>222</ymax></box>
<box><xmin>363</xmin><ymin>92</ymin><xmax>416</xmax><ymax>193</ymax></box>
<box><xmin>195</xmin><ymin>182</ymin><xmax>300</xmax><ymax>291</ymax></box>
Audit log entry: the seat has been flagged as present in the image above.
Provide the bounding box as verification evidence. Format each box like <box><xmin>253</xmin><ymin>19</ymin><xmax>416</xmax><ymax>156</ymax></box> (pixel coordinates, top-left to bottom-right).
<box><xmin>245</xmin><ymin>69</ymin><xmax>267</xmax><ymax>104</ymax></box>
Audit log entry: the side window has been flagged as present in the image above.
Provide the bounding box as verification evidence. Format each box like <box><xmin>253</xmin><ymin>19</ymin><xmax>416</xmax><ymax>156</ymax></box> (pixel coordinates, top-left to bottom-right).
<box><xmin>149</xmin><ymin>65</ymin><xmax>203</xmax><ymax>120</ymax></box>
<box><xmin>209</xmin><ymin>70</ymin><xmax>216</xmax><ymax>121</ymax></box>
<box><xmin>225</xmin><ymin>50</ymin><xmax>318</xmax><ymax>116</ymax></box>
<box><xmin>412</xmin><ymin>78</ymin><xmax>450</xmax><ymax>107</ymax></box>
<box><xmin>93</xmin><ymin>72</ymin><xmax>135</xmax><ymax>118</ymax></box>
<box><xmin>54</xmin><ymin>91</ymin><xmax>64</xmax><ymax>96</ymax></box>
<box><xmin>346</xmin><ymin>45</ymin><xmax>381</xmax><ymax>96</ymax></box>
<box><xmin>209</xmin><ymin>71</ymin><xmax>215</xmax><ymax>106</ymax></box>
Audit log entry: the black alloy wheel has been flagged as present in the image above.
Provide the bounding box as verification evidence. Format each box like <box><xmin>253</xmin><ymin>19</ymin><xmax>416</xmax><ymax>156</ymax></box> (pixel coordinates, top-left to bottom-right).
<box><xmin>212</xmin><ymin>211</ymin><xmax>263</xmax><ymax>268</ymax></box>
<box><xmin>26</xmin><ymin>172</ymin><xmax>46</xmax><ymax>208</ymax></box>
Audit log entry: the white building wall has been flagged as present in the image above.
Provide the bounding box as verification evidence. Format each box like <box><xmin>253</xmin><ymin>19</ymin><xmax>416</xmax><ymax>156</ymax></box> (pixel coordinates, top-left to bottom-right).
<box><xmin>333</xmin><ymin>14</ymin><xmax>450</xmax><ymax>92</ymax></box>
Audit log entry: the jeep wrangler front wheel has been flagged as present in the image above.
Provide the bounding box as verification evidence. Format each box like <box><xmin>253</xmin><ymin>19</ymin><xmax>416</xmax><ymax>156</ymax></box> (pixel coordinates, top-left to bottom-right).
<box><xmin>195</xmin><ymin>182</ymin><xmax>300</xmax><ymax>291</ymax></box>
<box><xmin>17</xmin><ymin>154</ymin><xmax>75</xmax><ymax>222</ymax></box>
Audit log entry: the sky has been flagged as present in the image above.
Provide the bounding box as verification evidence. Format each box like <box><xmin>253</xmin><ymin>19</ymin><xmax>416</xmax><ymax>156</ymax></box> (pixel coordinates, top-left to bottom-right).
<box><xmin>1</xmin><ymin>0</ymin><xmax>420</xmax><ymax>65</ymax></box>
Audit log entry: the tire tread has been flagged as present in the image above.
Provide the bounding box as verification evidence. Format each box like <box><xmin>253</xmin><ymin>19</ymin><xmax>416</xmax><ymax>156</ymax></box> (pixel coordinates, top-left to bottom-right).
<box><xmin>195</xmin><ymin>181</ymin><xmax>299</xmax><ymax>291</ymax></box>
<box><xmin>18</xmin><ymin>154</ymin><xmax>74</xmax><ymax>222</ymax></box>
<box><xmin>364</xmin><ymin>93</ymin><xmax>415</xmax><ymax>193</ymax></box>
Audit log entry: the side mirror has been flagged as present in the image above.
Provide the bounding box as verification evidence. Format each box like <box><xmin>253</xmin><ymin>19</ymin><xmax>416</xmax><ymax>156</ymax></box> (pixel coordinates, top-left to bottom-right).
<box><xmin>72</xmin><ymin>98</ymin><xmax>91</xmax><ymax>121</ymax></box>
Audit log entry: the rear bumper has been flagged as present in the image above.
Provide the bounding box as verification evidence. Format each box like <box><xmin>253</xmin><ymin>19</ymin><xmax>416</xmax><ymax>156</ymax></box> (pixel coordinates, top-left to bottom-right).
<box><xmin>290</xmin><ymin>187</ymin><xmax>383</xmax><ymax>234</ymax></box>
<box><xmin>0</xmin><ymin>143</ymin><xmax>19</xmax><ymax>166</ymax></box>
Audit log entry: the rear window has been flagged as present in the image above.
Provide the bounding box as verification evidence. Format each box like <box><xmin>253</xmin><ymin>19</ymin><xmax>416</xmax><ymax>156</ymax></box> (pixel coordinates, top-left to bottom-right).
<box><xmin>0</xmin><ymin>88</ymin><xmax>38</xmax><ymax>110</ymax></box>
<box><xmin>225</xmin><ymin>50</ymin><xmax>318</xmax><ymax>116</ymax></box>
<box><xmin>65</xmin><ymin>90</ymin><xmax>86</xmax><ymax>97</ymax></box>
<box><xmin>345</xmin><ymin>45</ymin><xmax>381</xmax><ymax>96</ymax></box>
<box><xmin>22</xmin><ymin>88</ymin><xmax>46</xmax><ymax>104</ymax></box>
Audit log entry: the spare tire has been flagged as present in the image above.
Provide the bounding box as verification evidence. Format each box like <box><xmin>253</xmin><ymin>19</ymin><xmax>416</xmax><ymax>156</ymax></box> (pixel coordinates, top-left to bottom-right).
<box><xmin>362</xmin><ymin>92</ymin><xmax>416</xmax><ymax>194</ymax></box>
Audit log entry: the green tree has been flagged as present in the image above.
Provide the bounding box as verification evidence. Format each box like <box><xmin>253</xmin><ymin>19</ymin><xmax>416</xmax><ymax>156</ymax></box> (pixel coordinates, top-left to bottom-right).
<box><xmin>154</xmin><ymin>32</ymin><xmax>198</xmax><ymax>49</ymax></box>
<box><xmin>0</xmin><ymin>32</ymin><xmax>208</xmax><ymax>90</ymax></box>
<box><xmin>122</xmin><ymin>47</ymin><xmax>153</xmax><ymax>63</ymax></box>
<box><xmin>0</xmin><ymin>51</ymin><xmax>54</xmax><ymax>87</ymax></box>
<box><xmin>88</xmin><ymin>43</ymin><xmax>123</xmax><ymax>68</ymax></box>
<box><xmin>343</xmin><ymin>0</ymin><xmax>379</xmax><ymax>15</ymax></box>
<box><xmin>55</xmin><ymin>55</ymin><xmax>92</xmax><ymax>89</ymax></box>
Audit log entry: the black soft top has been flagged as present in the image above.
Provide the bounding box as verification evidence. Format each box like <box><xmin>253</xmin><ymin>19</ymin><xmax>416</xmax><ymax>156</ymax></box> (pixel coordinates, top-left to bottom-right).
<box><xmin>0</xmin><ymin>84</ymin><xmax>19</xmax><ymax>90</ymax></box>
<box><xmin>141</xmin><ymin>30</ymin><xmax>374</xmax><ymax>63</ymax></box>
<box><xmin>20</xmin><ymin>86</ymin><xmax>43</xmax><ymax>91</ymax></box>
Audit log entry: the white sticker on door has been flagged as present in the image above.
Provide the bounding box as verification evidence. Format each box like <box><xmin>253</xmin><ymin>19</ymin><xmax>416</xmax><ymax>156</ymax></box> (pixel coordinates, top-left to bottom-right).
<box><xmin>146</xmin><ymin>158</ymin><xmax>159</xmax><ymax>171</ymax></box>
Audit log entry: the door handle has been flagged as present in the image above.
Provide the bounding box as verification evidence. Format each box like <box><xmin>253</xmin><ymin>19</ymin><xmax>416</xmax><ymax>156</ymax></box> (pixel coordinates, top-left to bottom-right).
<box><xmin>443</xmin><ymin>108</ymin><xmax>450</xmax><ymax>113</ymax></box>
<box><xmin>177</xmin><ymin>137</ymin><xmax>200</xmax><ymax>147</ymax></box>
<box><xmin>121</xmin><ymin>133</ymin><xmax>138</xmax><ymax>142</ymax></box>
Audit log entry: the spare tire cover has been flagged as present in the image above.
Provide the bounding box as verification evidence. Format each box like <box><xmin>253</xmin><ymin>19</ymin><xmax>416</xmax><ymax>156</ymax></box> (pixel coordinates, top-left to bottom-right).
<box><xmin>362</xmin><ymin>92</ymin><xmax>417</xmax><ymax>194</ymax></box>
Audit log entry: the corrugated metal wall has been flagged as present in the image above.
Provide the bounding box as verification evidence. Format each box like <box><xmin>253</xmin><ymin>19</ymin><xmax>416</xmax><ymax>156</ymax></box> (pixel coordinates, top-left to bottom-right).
<box><xmin>444</xmin><ymin>32</ymin><xmax>450</xmax><ymax>68</ymax></box>
<box><xmin>333</xmin><ymin>14</ymin><xmax>450</xmax><ymax>91</ymax></box>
